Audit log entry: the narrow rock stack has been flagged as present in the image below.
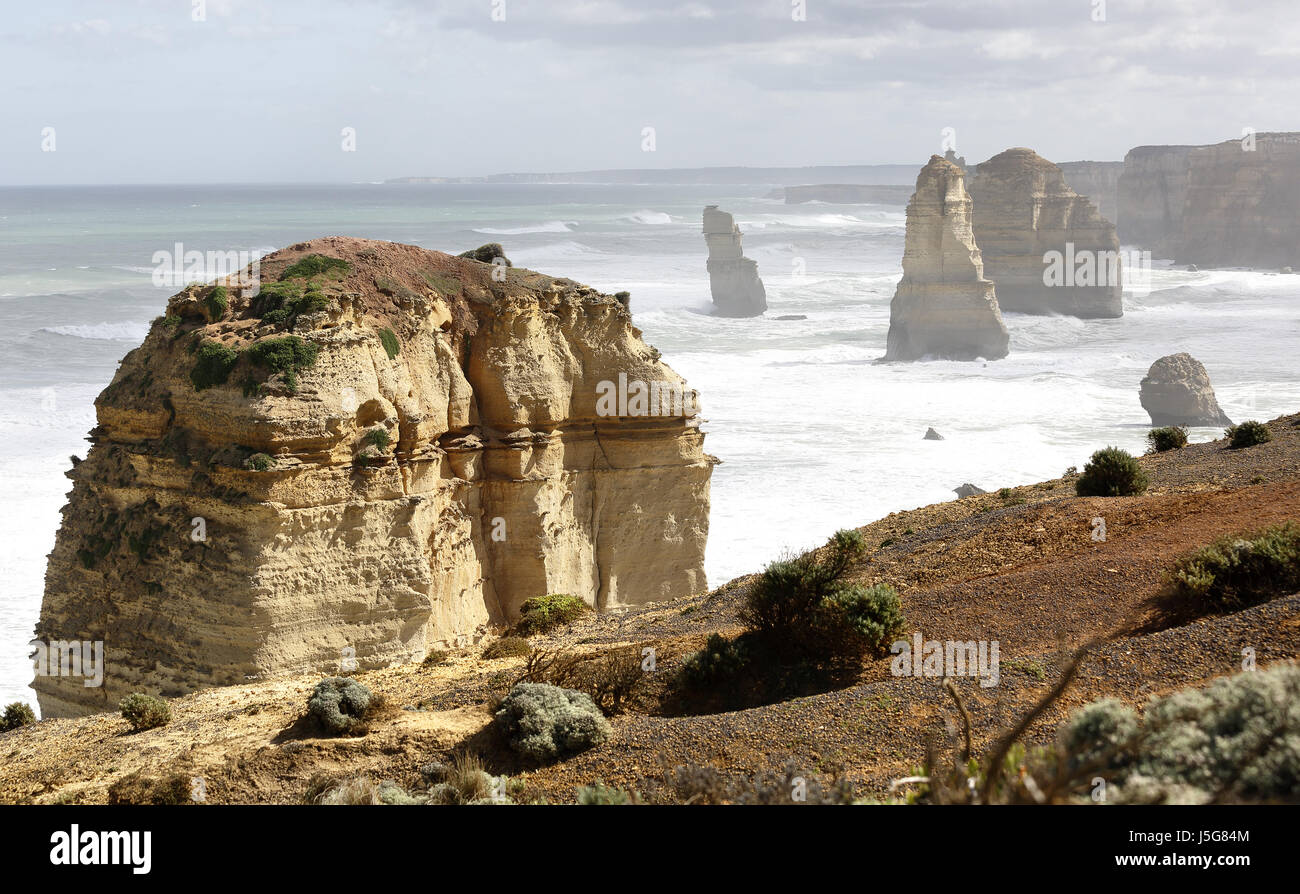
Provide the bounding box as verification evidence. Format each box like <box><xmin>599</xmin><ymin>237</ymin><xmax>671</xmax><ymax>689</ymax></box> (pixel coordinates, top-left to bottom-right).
<box><xmin>34</xmin><ymin>237</ymin><xmax>715</xmax><ymax>717</ymax></box>
<box><xmin>969</xmin><ymin>148</ymin><xmax>1123</xmax><ymax>318</ymax></box>
<box><xmin>702</xmin><ymin>206</ymin><xmax>766</xmax><ymax>317</ymax></box>
<box><xmin>1139</xmin><ymin>353</ymin><xmax>1233</xmax><ymax>426</ymax></box>
<box><xmin>884</xmin><ymin>156</ymin><xmax>1009</xmax><ymax>362</ymax></box>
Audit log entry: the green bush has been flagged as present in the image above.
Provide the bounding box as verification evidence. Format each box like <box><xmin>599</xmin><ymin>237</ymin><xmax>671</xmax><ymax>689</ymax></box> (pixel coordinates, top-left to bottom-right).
<box><xmin>189</xmin><ymin>340</ymin><xmax>240</xmax><ymax>391</ymax></box>
<box><xmin>245</xmin><ymin>335</ymin><xmax>319</xmax><ymax>393</ymax></box>
<box><xmin>378</xmin><ymin>327</ymin><xmax>400</xmax><ymax>359</ymax></box>
<box><xmin>279</xmin><ymin>254</ymin><xmax>350</xmax><ymax>281</ymax></box>
<box><xmin>741</xmin><ymin>529</ymin><xmax>902</xmax><ymax>664</ymax></box>
<box><xmin>483</xmin><ymin>636</ymin><xmax>532</xmax><ymax>659</ymax></box>
<box><xmin>494</xmin><ymin>682</ymin><xmax>611</xmax><ymax>763</ymax></box>
<box><xmin>1226</xmin><ymin>420</ymin><xmax>1272</xmax><ymax>449</ymax></box>
<box><xmin>515</xmin><ymin>594</ymin><xmax>591</xmax><ymax>636</ymax></box>
<box><xmin>307</xmin><ymin>677</ymin><xmax>373</xmax><ymax>735</ymax></box>
<box><xmin>458</xmin><ymin>243</ymin><xmax>511</xmax><ymax>266</ymax></box>
<box><xmin>1146</xmin><ymin>426</ymin><xmax>1188</xmax><ymax>453</ymax></box>
<box><xmin>119</xmin><ymin>693</ymin><xmax>171</xmax><ymax>731</ymax></box>
<box><xmin>1163</xmin><ymin>522</ymin><xmax>1300</xmax><ymax>612</ymax></box>
<box><xmin>245</xmin><ymin>453</ymin><xmax>273</xmax><ymax>472</ymax></box>
<box><xmin>677</xmin><ymin>633</ymin><xmax>752</xmax><ymax>691</ymax></box>
<box><xmin>1075</xmin><ymin>446</ymin><xmax>1149</xmax><ymax>497</ymax></box>
<box><xmin>0</xmin><ymin>702</ymin><xmax>36</xmax><ymax>732</ymax></box>
<box><xmin>204</xmin><ymin>286</ymin><xmax>229</xmax><ymax>321</ymax></box>
<box><xmin>363</xmin><ymin>427</ymin><xmax>391</xmax><ymax>451</ymax></box>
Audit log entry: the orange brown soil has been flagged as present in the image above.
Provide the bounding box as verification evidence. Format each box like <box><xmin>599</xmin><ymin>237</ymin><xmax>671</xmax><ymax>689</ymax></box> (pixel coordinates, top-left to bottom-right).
<box><xmin>3</xmin><ymin>415</ymin><xmax>1298</xmax><ymax>804</ymax></box>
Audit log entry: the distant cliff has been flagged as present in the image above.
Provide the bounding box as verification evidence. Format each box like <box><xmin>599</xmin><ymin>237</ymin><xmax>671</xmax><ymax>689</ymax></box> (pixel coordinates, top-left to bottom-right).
<box><xmin>34</xmin><ymin>237</ymin><xmax>714</xmax><ymax>717</ymax></box>
<box><xmin>1116</xmin><ymin>145</ymin><xmax>1203</xmax><ymax>252</ymax></box>
<box><xmin>1176</xmin><ymin>133</ymin><xmax>1300</xmax><ymax>268</ymax></box>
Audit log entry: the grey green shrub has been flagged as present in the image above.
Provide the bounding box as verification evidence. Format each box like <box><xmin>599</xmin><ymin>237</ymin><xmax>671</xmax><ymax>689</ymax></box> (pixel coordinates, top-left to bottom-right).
<box><xmin>1146</xmin><ymin>426</ymin><xmax>1188</xmax><ymax>453</ymax></box>
<box><xmin>1226</xmin><ymin>420</ymin><xmax>1272</xmax><ymax>448</ymax></box>
<box><xmin>307</xmin><ymin>676</ymin><xmax>373</xmax><ymax>734</ymax></box>
<box><xmin>119</xmin><ymin>693</ymin><xmax>171</xmax><ymax>731</ymax></box>
<box><xmin>494</xmin><ymin>682</ymin><xmax>611</xmax><ymax>763</ymax></box>
<box><xmin>1075</xmin><ymin>446</ymin><xmax>1149</xmax><ymax>497</ymax></box>
<box><xmin>1163</xmin><ymin>523</ymin><xmax>1300</xmax><ymax>612</ymax></box>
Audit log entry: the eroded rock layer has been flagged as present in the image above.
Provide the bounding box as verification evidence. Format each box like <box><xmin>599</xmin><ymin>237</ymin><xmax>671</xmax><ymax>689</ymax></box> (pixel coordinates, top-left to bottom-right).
<box><xmin>35</xmin><ymin>237</ymin><xmax>713</xmax><ymax>717</ymax></box>
<box><xmin>1116</xmin><ymin>144</ymin><xmax>1202</xmax><ymax>253</ymax></box>
<box><xmin>703</xmin><ymin>206</ymin><xmax>767</xmax><ymax>317</ymax></box>
<box><xmin>1058</xmin><ymin>161</ymin><xmax>1124</xmax><ymax>229</ymax></box>
<box><xmin>884</xmin><ymin>156</ymin><xmax>1009</xmax><ymax>361</ymax></box>
<box><xmin>969</xmin><ymin>148</ymin><xmax>1122</xmax><ymax>318</ymax></box>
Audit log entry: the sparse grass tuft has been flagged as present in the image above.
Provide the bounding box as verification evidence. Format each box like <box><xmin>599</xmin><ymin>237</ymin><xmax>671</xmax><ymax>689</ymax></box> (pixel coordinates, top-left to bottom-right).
<box><xmin>378</xmin><ymin>327</ymin><xmax>400</xmax><ymax>359</ymax></box>
<box><xmin>279</xmin><ymin>254</ymin><xmax>350</xmax><ymax>281</ymax></box>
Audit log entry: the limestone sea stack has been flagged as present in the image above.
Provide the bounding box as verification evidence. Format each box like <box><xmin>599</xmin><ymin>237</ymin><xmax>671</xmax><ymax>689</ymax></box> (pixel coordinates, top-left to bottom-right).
<box><xmin>884</xmin><ymin>156</ymin><xmax>1009</xmax><ymax>362</ymax></box>
<box><xmin>702</xmin><ymin>206</ymin><xmax>766</xmax><ymax>316</ymax></box>
<box><xmin>1057</xmin><ymin>160</ymin><xmax>1124</xmax><ymax>229</ymax></box>
<box><xmin>1176</xmin><ymin>133</ymin><xmax>1300</xmax><ymax>268</ymax></box>
<box><xmin>34</xmin><ymin>237</ymin><xmax>714</xmax><ymax>717</ymax></box>
<box><xmin>1139</xmin><ymin>353</ymin><xmax>1232</xmax><ymax>426</ymax></box>
<box><xmin>969</xmin><ymin>148</ymin><xmax>1123</xmax><ymax>318</ymax></box>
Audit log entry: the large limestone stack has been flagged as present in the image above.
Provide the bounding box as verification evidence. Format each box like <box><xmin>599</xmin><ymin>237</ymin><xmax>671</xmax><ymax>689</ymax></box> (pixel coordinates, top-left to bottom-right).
<box><xmin>34</xmin><ymin>237</ymin><xmax>714</xmax><ymax>717</ymax></box>
<box><xmin>1176</xmin><ymin>133</ymin><xmax>1300</xmax><ymax>268</ymax></box>
<box><xmin>884</xmin><ymin>156</ymin><xmax>1009</xmax><ymax>361</ymax></box>
<box><xmin>1116</xmin><ymin>144</ymin><xmax>1202</xmax><ymax>253</ymax></box>
<box><xmin>703</xmin><ymin>206</ymin><xmax>766</xmax><ymax>317</ymax></box>
<box><xmin>969</xmin><ymin>148</ymin><xmax>1123</xmax><ymax>318</ymax></box>
<box><xmin>1139</xmin><ymin>353</ymin><xmax>1232</xmax><ymax>426</ymax></box>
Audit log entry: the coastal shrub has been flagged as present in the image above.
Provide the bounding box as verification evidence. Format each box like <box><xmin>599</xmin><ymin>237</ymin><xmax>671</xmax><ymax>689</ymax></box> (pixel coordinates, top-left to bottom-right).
<box><xmin>1162</xmin><ymin>523</ymin><xmax>1300</xmax><ymax>612</ymax></box>
<box><xmin>1062</xmin><ymin>663</ymin><xmax>1300</xmax><ymax>802</ymax></box>
<box><xmin>0</xmin><ymin>702</ymin><xmax>36</xmax><ymax>732</ymax></box>
<box><xmin>245</xmin><ymin>453</ymin><xmax>273</xmax><ymax>471</ymax></box>
<box><xmin>1075</xmin><ymin>447</ymin><xmax>1149</xmax><ymax>497</ymax></box>
<box><xmin>378</xmin><ymin>327</ymin><xmax>400</xmax><ymax>359</ymax></box>
<box><xmin>494</xmin><ymin>682</ymin><xmax>611</xmax><ymax>763</ymax></box>
<box><xmin>677</xmin><ymin>633</ymin><xmax>753</xmax><ymax>691</ymax></box>
<box><xmin>189</xmin><ymin>340</ymin><xmax>239</xmax><ymax>391</ymax></box>
<box><xmin>483</xmin><ymin>636</ymin><xmax>531</xmax><ymax>659</ymax></box>
<box><xmin>458</xmin><ymin>243</ymin><xmax>511</xmax><ymax>266</ymax></box>
<box><xmin>307</xmin><ymin>676</ymin><xmax>373</xmax><ymax>735</ymax></box>
<box><xmin>363</xmin><ymin>427</ymin><xmax>391</xmax><ymax>451</ymax></box>
<box><xmin>520</xmin><ymin>645</ymin><xmax>651</xmax><ymax>715</ymax></box>
<box><xmin>1146</xmin><ymin>426</ymin><xmax>1188</xmax><ymax>453</ymax></box>
<box><xmin>425</xmin><ymin>753</ymin><xmax>495</xmax><ymax>804</ymax></box>
<box><xmin>245</xmin><ymin>335</ymin><xmax>319</xmax><ymax>393</ymax></box>
<box><xmin>250</xmin><ymin>280</ymin><xmax>301</xmax><ymax>319</ymax></box>
<box><xmin>1226</xmin><ymin>420</ymin><xmax>1272</xmax><ymax>449</ymax></box>
<box><xmin>204</xmin><ymin>286</ymin><xmax>229</xmax><ymax>321</ymax></box>
<box><xmin>119</xmin><ymin>693</ymin><xmax>171</xmax><ymax>731</ymax></box>
<box><xmin>279</xmin><ymin>254</ymin><xmax>350</xmax><ymax>281</ymax></box>
<box><xmin>514</xmin><ymin>594</ymin><xmax>591</xmax><ymax>636</ymax></box>
<box><xmin>577</xmin><ymin>782</ymin><xmax>639</xmax><ymax>805</ymax></box>
<box><xmin>742</xmin><ymin>529</ymin><xmax>902</xmax><ymax>663</ymax></box>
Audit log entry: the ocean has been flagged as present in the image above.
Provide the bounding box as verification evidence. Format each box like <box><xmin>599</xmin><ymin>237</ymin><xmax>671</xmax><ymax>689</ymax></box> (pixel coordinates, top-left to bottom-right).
<box><xmin>2</xmin><ymin>182</ymin><xmax>1298</xmax><ymax>711</ymax></box>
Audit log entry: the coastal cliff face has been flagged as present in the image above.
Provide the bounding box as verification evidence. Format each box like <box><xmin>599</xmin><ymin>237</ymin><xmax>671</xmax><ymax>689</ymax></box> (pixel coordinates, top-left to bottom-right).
<box><xmin>884</xmin><ymin>156</ymin><xmax>1009</xmax><ymax>361</ymax></box>
<box><xmin>34</xmin><ymin>237</ymin><xmax>714</xmax><ymax>717</ymax></box>
<box><xmin>1116</xmin><ymin>145</ymin><xmax>1202</xmax><ymax>253</ymax></box>
<box><xmin>1176</xmin><ymin>133</ymin><xmax>1300</xmax><ymax>268</ymax></box>
<box><xmin>1058</xmin><ymin>161</ymin><xmax>1124</xmax><ymax>228</ymax></box>
<box><xmin>969</xmin><ymin>148</ymin><xmax>1122</xmax><ymax>318</ymax></box>
<box><xmin>702</xmin><ymin>206</ymin><xmax>767</xmax><ymax>317</ymax></box>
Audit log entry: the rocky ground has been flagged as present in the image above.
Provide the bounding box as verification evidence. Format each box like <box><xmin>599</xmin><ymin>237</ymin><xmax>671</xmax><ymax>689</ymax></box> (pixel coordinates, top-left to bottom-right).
<box><xmin>3</xmin><ymin>414</ymin><xmax>1298</xmax><ymax>805</ymax></box>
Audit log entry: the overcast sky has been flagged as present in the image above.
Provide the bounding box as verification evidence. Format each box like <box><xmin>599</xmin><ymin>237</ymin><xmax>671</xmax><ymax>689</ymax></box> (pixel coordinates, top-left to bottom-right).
<box><xmin>3</xmin><ymin>0</ymin><xmax>1298</xmax><ymax>184</ymax></box>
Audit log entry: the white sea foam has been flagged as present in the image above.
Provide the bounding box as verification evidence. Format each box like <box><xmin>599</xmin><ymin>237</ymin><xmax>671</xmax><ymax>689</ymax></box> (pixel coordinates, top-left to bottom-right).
<box><xmin>622</xmin><ymin>210</ymin><xmax>673</xmax><ymax>225</ymax></box>
<box><xmin>472</xmin><ymin>220</ymin><xmax>576</xmax><ymax>235</ymax></box>
<box><xmin>41</xmin><ymin>322</ymin><xmax>151</xmax><ymax>341</ymax></box>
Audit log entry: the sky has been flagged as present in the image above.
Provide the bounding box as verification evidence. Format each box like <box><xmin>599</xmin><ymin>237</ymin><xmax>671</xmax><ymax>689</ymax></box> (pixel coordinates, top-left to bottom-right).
<box><xmin>2</xmin><ymin>0</ymin><xmax>1299</xmax><ymax>184</ymax></box>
